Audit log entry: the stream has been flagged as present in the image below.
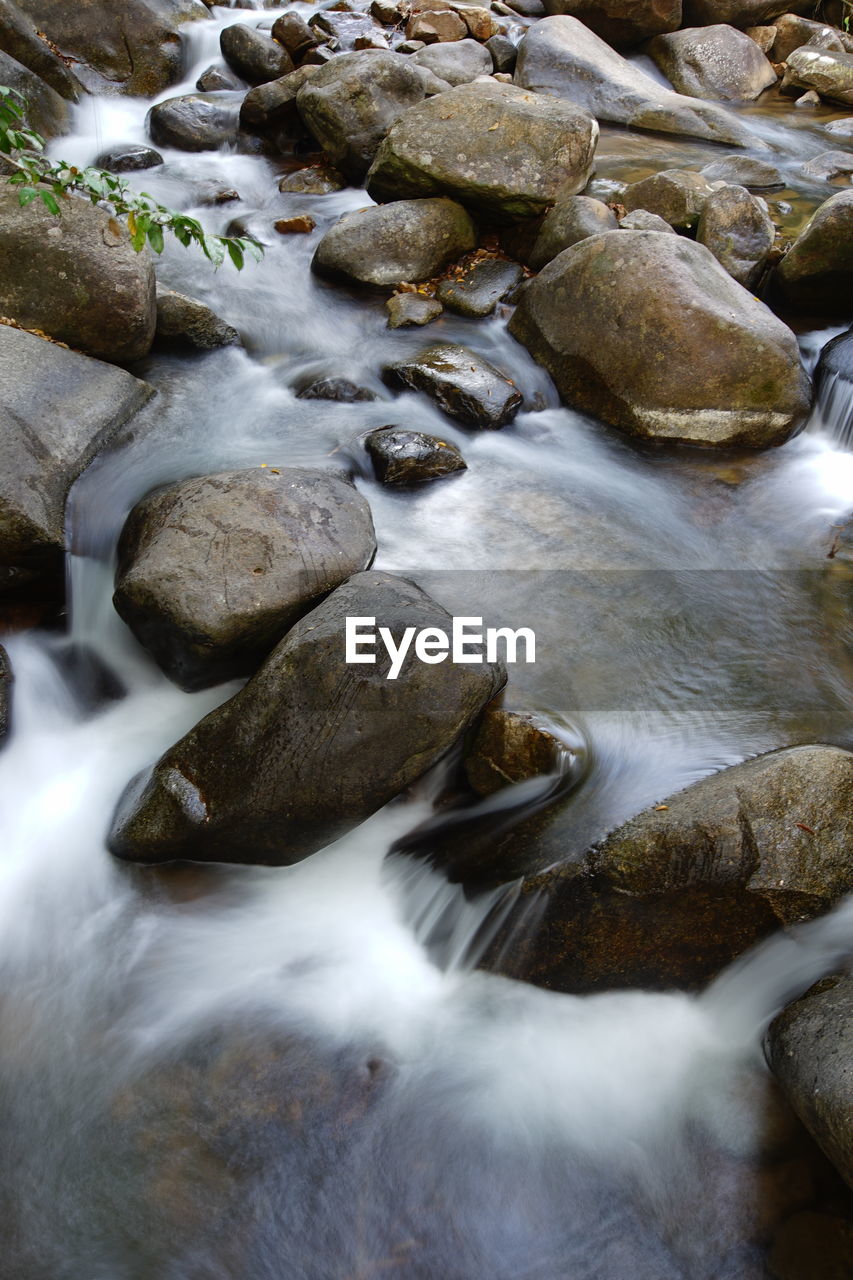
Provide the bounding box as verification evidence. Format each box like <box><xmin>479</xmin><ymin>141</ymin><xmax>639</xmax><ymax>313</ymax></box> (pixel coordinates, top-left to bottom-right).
<box><xmin>1</xmin><ymin>5</ymin><xmax>853</xmax><ymax>1276</ymax></box>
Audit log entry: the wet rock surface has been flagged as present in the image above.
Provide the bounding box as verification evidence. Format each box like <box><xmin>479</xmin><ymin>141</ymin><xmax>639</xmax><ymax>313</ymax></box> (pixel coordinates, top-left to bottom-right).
<box><xmin>113</xmin><ymin>467</ymin><xmax>376</xmax><ymax>690</ymax></box>
<box><xmin>383</xmin><ymin>342</ymin><xmax>524</xmax><ymax>427</ymax></box>
<box><xmin>776</xmin><ymin>189</ymin><xmax>853</xmax><ymax>314</ymax></box>
<box><xmin>147</xmin><ymin>92</ymin><xmax>249</xmax><ymax>153</ymax></box>
<box><xmin>386</xmin><ymin>292</ymin><xmax>444</xmax><ymax>327</ymax></box>
<box><xmin>154</xmin><ymin>289</ymin><xmax>241</xmax><ymax>351</ymax></box>
<box><xmin>464</xmin><ymin>708</ymin><xmax>564</xmax><ymax>795</ymax></box>
<box><xmin>0</xmin><ymin>643</ymin><xmax>11</xmax><ymax>741</ymax></box>
<box><xmin>312</xmin><ymin>197</ymin><xmax>476</xmax><ymax>288</ymax></box>
<box><xmin>94</xmin><ymin>143</ymin><xmax>164</xmax><ymax>172</ymax></box>
<box><xmin>696</xmin><ymin>183</ymin><xmax>776</xmax><ymax>289</ymax></box>
<box><xmin>296</xmin><ymin>377</ymin><xmax>377</xmax><ymax>402</ymax></box>
<box><xmin>219</xmin><ymin>23</ymin><xmax>292</xmax><ymax>86</ymax></box>
<box><xmin>621</xmin><ymin>168</ymin><xmax>716</xmax><ymax>231</ymax></box>
<box><xmin>435</xmin><ymin>257</ymin><xmax>524</xmax><ymax>315</ymax></box>
<box><xmin>365</xmin><ymin>427</ymin><xmax>467</xmax><ymax>485</ymax></box>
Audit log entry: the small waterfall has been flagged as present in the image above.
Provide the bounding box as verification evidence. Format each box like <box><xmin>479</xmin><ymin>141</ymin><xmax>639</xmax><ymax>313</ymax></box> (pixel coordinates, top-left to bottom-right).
<box><xmin>816</xmin><ymin>368</ymin><xmax>853</xmax><ymax>451</ymax></box>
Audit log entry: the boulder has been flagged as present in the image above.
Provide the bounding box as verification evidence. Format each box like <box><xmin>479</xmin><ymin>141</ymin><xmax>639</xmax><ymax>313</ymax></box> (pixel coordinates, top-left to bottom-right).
<box><xmin>464</xmin><ymin>708</ymin><xmax>564</xmax><ymax>795</ymax></box>
<box><xmin>406</xmin><ymin>8</ymin><xmax>468</xmax><ymax>42</ymax></box>
<box><xmin>514</xmin><ymin>16</ymin><xmax>758</xmax><ymax>147</ymax></box>
<box><xmin>486</xmin><ymin>34</ymin><xmax>517</xmax><ymax>73</ymax></box>
<box><xmin>310</xmin><ymin>9</ymin><xmax>386</xmax><ymax>51</ymax></box>
<box><xmin>776</xmin><ymin>189</ymin><xmax>853</xmax><ymax>314</ymax></box>
<box><xmin>366</xmin><ymin>80</ymin><xmax>599</xmax><ymax>222</ymax></box>
<box><xmin>0</xmin><ymin>49</ymin><xmax>69</xmax><ymax>139</ymax></box>
<box><xmin>113</xmin><ymin>467</ymin><xmax>376</xmax><ymax>690</ymax></box>
<box><xmin>782</xmin><ymin>45</ymin><xmax>853</xmax><ymax>105</ymax></box>
<box><xmin>696</xmin><ymin>184</ymin><xmax>775</xmax><ymax>289</ymax></box>
<box><xmin>618</xmin><ymin>208</ymin><xmax>675</xmax><ymax>232</ymax></box>
<box><xmin>219</xmin><ymin>23</ymin><xmax>293</xmax><ymax>85</ymax></box>
<box><xmin>386</xmin><ymin>293</ymin><xmax>443</xmax><ymax>327</ymax></box>
<box><xmin>108</xmin><ymin>571</ymin><xmax>505</xmax><ymax>865</ymax></box>
<box><xmin>771</xmin><ymin>13</ymin><xmax>853</xmax><ymax>62</ymax></box>
<box><xmin>365</xmin><ymin>428</ymin><xmax>467</xmax><ymax>484</ymax></box>
<box><xmin>278</xmin><ymin>162</ymin><xmax>345</xmax><ymax>193</ymax></box>
<box><xmin>0</xmin><ymin>0</ymin><xmax>82</xmax><ymax>99</ymax></box>
<box><xmin>411</xmin><ymin>38</ymin><xmax>493</xmax><ymax>85</ymax></box>
<box><xmin>0</xmin><ymin>325</ymin><xmax>153</xmax><ymax>594</ymax></box>
<box><xmin>540</xmin><ymin>0</ymin><xmax>681</xmax><ymax>46</ymax></box>
<box><xmin>528</xmin><ymin>195</ymin><xmax>618</xmax><ymax>269</ymax></box>
<box><xmin>13</xmin><ymin>0</ymin><xmax>209</xmax><ymax>95</ymax></box>
<box><xmin>383</xmin><ymin>342</ymin><xmax>523</xmax><ymax>427</ymax></box>
<box><xmin>296</xmin><ymin>378</ymin><xmax>377</xmax><ymax>402</ymax></box>
<box><xmin>0</xmin><ymin>643</ymin><xmax>9</xmax><ymax>741</ymax></box>
<box><xmin>816</xmin><ymin>325</ymin><xmax>853</xmax><ymax>384</ymax></box>
<box><xmin>700</xmin><ymin>154</ymin><xmax>784</xmax><ymax>187</ymax></box>
<box><xmin>154</xmin><ymin>289</ymin><xmax>241</xmax><ymax>351</ymax></box>
<box><xmin>94</xmin><ymin>144</ymin><xmax>163</xmax><ymax>172</ymax></box>
<box><xmin>196</xmin><ymin>63</ymin><xmax>244</xmax><ymax>92</ymax></box>
<box><xmin>0</xmin><ymin>183</ymin><xmax>156</xmax><ymax>364</ymax></box>
<box><xmin>147</xmin><ymin>92</ymin><xmax>249</xmax><ymax>153</ymax></box>
<box><xmin>508</xmin><ymin>230</ymin><xmax>811</xmax><ymax>447</ymax></box>
<box><xmin>271</xmin><ymin>11</ymin><xmax>318</xmax><ymax>61</ymax></box>
<box><xmin>647</xmin><ymin>24</ymin><xmax>777</xmax><ymax>101</ymax></box>
<box><xmin>240</xmin><ymin>66</ymin><xmax>318</xmax><ymax>131</ymax></box>
<box><xmin>767</xmin><ymin>977</ymin><xmax>853</xmax><ymax>1189</ymax></box>
<box><xmin>682</xmin><ymin>0</ymin><xmax>813</xmax><ymax>25</ymax></box>
<box><xmin>621</xmin><ymin>168</ymin><xmax>716</xmax><ymax>230</ymax></box>
<box><xmin>435</xmin><ymin>257</ymin><xmax>524</xmax><ymax>315</ymax></box>
<box><xmin>312</xmin><ymin>198</ymin><xmax>476</xmax><ymax>289</ymax></box>
<box><xmin>801</xmin><ymin>149</ymin><xmax>853</xmax><ymax>181</ymax></box>
<box><xmin>296</xmin><ymin>50</ymin><xmax>427</xmax><ymax>180</ymax></box>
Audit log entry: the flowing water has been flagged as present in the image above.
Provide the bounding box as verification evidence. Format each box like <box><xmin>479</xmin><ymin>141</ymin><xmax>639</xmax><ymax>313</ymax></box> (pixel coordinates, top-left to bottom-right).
<box><xmin>2</xmin><ymin>7</ymin><xmax>853</xmax><ymax>1276</ymax></box>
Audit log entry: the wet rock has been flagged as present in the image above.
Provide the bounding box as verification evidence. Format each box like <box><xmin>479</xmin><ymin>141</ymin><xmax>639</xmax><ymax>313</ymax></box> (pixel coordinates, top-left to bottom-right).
<box><xmin>618</xmin><ymin>208</ymin><xmax>676</xmax><ymax>232</ymax></box>
<box><xmin>436</xmin><ymin>257</ymin><xmax>524</xmax><ymax>315</ymax></box>
<box><xmin>312</xmin><ymin>198</ymin><xmax>476</xmax><ymax>288</ymax></box>
<box><xmin>94</xmin><ymin>143</ymin><xmax>164</xmax><ymax>172</ymax></box>
<box><xmin>195</xmin><ymin>63</ymin><xmax>243</xmax><ymax>92</ymax></box>
<box><xmin>816</xmin><ymin>325</ymin><xmax>853</xmax><ymax>384</ymax></box>
<box><xmin>745</xmin><ymin>24</ymin><xmax>777</xmax><ymax>53</ymax></box>
<box><xmin>383</xmin><ymin>342</ymin><xmax>523</xmax><ymax>428</ymax></box>
<box><xmin>0</xmin><ymin>49</ymin><xmax>69</xmax><ymax>139</ymax></box>
<box><xmin>147</xmin><ymin>92</ymin><xmax>245</xmax><ymax>152</ymax></box>
<box><xmin>621</xmin><ymin>169</ymin><xmax>716</xmax><ymax>231</ymax></box>
<box><xmin>0</xmin><ymin>643</ymin><xmax>10</xmax><ymax>741</ymax></box>
<box><xmin>406</xmin><ymin>8</ymin><xmax>468</xmax><ymax>42</ymax></box>
<box><xmin>515</xmin><ymin>16</ymin><xmax>758</xmax><ymax>147</ymax></box>
<box><xmin>13</xmin><ymin>0</ymin><xmax>208</xmax><ymax>96</ymax></box>
<box><xmin>771</xmin><ymin>13</ymin><xmax>852</xmax><ymax>62</ymax></box>
<box><xmin>540</xmin><ymin>0</ymin><xmax>681</xmax><ymax>47</ymax></box>
<box><xmin>647</xmin><ymin>24</ymin><xmax>778</xmax><ymax>101</ymax></box>
<box><xmin>776</xmin><ymin>189</ymin><xmax>853</xmax><ymax>314</ymax></box>
<box><xmin>278</xmin><ymin>163</ymin><xmax>345</xmax><ymax>193</ymax></box>
<box><xmin>240</xmin><ymin>66</ymin><xmax>319</xmax><ymax>131</ymax></box>
<box><xmin>365</xmin><ymin>427</ymin><xmax>467</xmax><ymax>484</ymax></box>
<box><xmin>155</xmin><ymin>288</ymin><xmax>241</xmax><ymax>351</ymax></box>
<box><xmin>219</xmin><ymin>23</ymin><xmax>292</xmax><ymax>86</ymax></box>
<box><xmin>783</xmin><ymin>46</ymin><xmax>853</xmax><ymax>106</ymax></box>
<box><xmin>108</xmin><ymin>571</ymin><xmax>505</xmax><ymax>865</ymax></box>
<box><xmin>297</xmin><ymin>377</ymin><xmax>377</xmax><ymax>402</ymax></box>
<box><xmin>301</xmin><ymin>44</ymin><xmax>336</xmax><ymax>66</ymax></box>
<box><xmin>824</xmin><ymin>117</ymin><xmax>853</xmax><ymax>142</ymax></box>
<box><xmin>0</xmin><ymin>0</ymin><xmax>82</xmax><ymax>99</ymax></box>
<box><xmin>486</xmin><ymin>33</ymin><xmax>517</xmax><ymax>74</ymax></box>
<box><xmin>457</xmin><ymin>5</ymin><xmax>498</xmax><ymax>41</ymax></box>
<box><xmin>113</xmin><ymin>467</ymin><xmax>376</xmax><ymax>690</ymax></box>
<box><xmin>794</xmin><ymin>88</ymin><xmax>821</xmax><ymax>107</ymax></box>
<box><xmin>386</xmin><ymin>292</ymin><xmax>444</xmax><ymax>327</ymax></box>
<box><xmin>271</xmin><ymin>11</ymin><xmax>318</xmax><ymax>61</ymax></box>
<box><xmin>367</xmin><ymin>79</ymin><xmax>598</xmax><ymax>222</ymax></box>
<box><xmin>767</xmin><ymin>976</ymin><xmax>853</xmax><ymax>1190</ymax></box>
<box><xmin>411</xmin><ymin>38</ymin><xmax>493</xmax><ymax>85</ymax></box>
<box><xmin>296</xmin><ymin>50</ymin><xmax>427</xmax><ymax>180</ymax></box>
<box><xmin>311</xmin><ymin>9</ymin><xmax>385</xmax><ymax>51</ymax></box>
<box><xmin>0</xmin><ymin>185</ymin><xmax>156</xmax><ymax>363</ymax></box>
<box><xmin>509</xmin><ymin>230</ymin><xmax>811</xmax><ymax>447</ymax></box>
<box><xmin>528</xmin><ymin>195</ymin><xmax>618</xmax><ymax>270</ymax></box>
<box><xmin>700</xmin><ymin>154</ymin><xmax>784</xmax><ymax>187</ymax></box>
<box><xmin>275</xmin><ymin>215</ymin><xmax>316</xmax><ymax>234</ymax></box>
<box><xmin>801</xmin><ymin>150</ymin><xmax>853</xmax><ymax>181</ymax></box>
<box><xmin>0</xmin><ymin>326</ymin><xmax>153</xmax><ymax>594</ymax></box>
<box><xmin>697</xmin><ymin>184</ymin><xmax>775</xmax><ymax>289</ymax></box>
<box><xmin>464</xmin><ymin>709</ymin><xmax>563</xmax><ymax>795</ymax></box>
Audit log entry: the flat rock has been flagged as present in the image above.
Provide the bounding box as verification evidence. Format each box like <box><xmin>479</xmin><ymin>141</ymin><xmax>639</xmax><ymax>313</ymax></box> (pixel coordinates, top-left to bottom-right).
<box><xmin>435</xmin><ymin>257</ymin><xmax>523</xmax><ymax>315</ymax></box>
<box><xmin>696</xmin><ymin>183</ymin><xmax>776</xmax><ymax>289</ymax></box>
<box><xmin>529</xmin><ymin>195</ymin><xmax>618</xmax><ymax>269</ymax></box>
<box><xmin>94</xmin><ymin>143</ymin><xmax>163</xmax><ymax>172</ymax></box>
<box><xmin>219</xmin><ymin>23</ymin><xmax>292</xmax><ymax>85</ymax></box>
<box><xmin>621</xmin><ymin>168</ymin><xmax>716</xmax><ymax>230</ymax></box>
<box><xmin>108</xmin><ymin>571</ymin><xmax>505</xmax><ymax>865</ymax></box>
<box><xmin>647</xmin><ymin>24</ymin><xmax>778</xmax><ymax>101</ymax></box>
<box><xmin>411</xmin><ymin>38</ymin><xmax>493</xmax><ymax>86</ymax></box>
<box><xmin>540</xmin><ymin>0</ymin><xmax>681</xmax><ymax>46</ymax></box>
<box><xmin>783</xmin><ymin>46</ymin><xmax>853</xmax><ymax>106</ymax></box>
<box><xmin>776</xmin><ymin>189</ymin><xmax>853</xmax><ymax>314</ymax></box>
<box><xmin>155</xmin><ymin>288</ymin><xmax>241</xmax><ymax>351</ymax></box>
<box><xmin>383</xmin><ymin>341</ymin><xmax>523</xmax><ymax>427</ymax></box>
<box><xmin>700</xmin><ymin>154</ymin><xmax>784</xmax><ymax>187</ymax></box>
<box><xmin>509</xmin><ymin>230</ymin><xmax>811</xmax><ymax>447</ymax></box>
<box><xmin>113</xmin><ymin>467</ymin><xmax>376</xmax><ymax>689</ymax></box>
<box><xmin>312</xmin><ymin>198</ymin><xmax>476</xmax><ymax>288</ymax></box>
<box><xmin>386</xmin><ymin>293</ymin><xmax>444</xmax><ymax>327</ymax></box>
<box><xmin>365</xmin><ymin>428</ymin><xmax>467</xmax><ymax>484</ymax></box>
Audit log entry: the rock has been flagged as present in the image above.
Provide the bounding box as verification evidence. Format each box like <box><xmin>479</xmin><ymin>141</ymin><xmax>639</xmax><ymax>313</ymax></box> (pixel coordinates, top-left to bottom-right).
<box><xmin>386</xmin><ymin>292</ymin><xmax>444</xmax><ymax>326</ymax></box>
<box><xmin>816</xmin><ymin>325</ymin><xmax>853</xmax><ymax>384</ymax></box>
<box><xmin>278</xmin><ymin>163</ymin><xmax>345</xmax><ymax>193</ymax></box>
<box><xmin>464</xmin><ymin>709</ymin><xmax>564</xmax><ymax>795</ymax></box>
<box><xmin>700</xmin><ymin>154</ymin><xmax>784</xmax><ymax>187</ymax></box>
<box><xmin>540</xmin><ymin>0</ymin><xmax>681</xmax><ymax>47</ymax></box>
<box><xmin>383</xmin><ymin>342</ymin><xmax>523</xmax><ymax>428</ymax></box>
<box><xmin>696</xmin><ymin>184</ymin><xmax>775</xmax><ymax>289</ymax></box>
<box><xmin>744</xmin><ymin>24</ymin><xmax>777</xmax><ymax>53</ymax></box>
<box><xmin>768</xmin><ymin>1210</ymin><xmax>853</xmax><ymax>1280</ymax></box>
<box><xmin>647</xmin><ymin>24</ymin><xmax>778</xmax><ymax>101</ymax></box>
<box><xmin>271</xmin><ymin>11</ymin><xmax>318</xmax><ymax>61</ymax></box>
<box><xmin>311</xmin><ymin>9</ymin><xmax>385</xmax><ymax>51</ymax></box>
<box><xmin>801</xmin><ymin>150</ymin><xmax>853</xmax><ymax>181</ymax></box>
<box><xmin>147</xmin><ymin>92</ymin><xmax>247</xmax><ymax>153</ymax></box>
<box><xmin>767</xmin><ymin>977</ymin><xmax>853</xmax><ymax>1190</ymax></box>
<box><xmin>108</xmin><ymin>571</ymin><xmax>505</xmax><ymax>865</ymax></box>
<box><xmin>783</xmin><ymin>46</ymin><xmax>853</xmax><ymax>106</ymax></box>
<box><xmin>509</xmin><ymin>230</ymin><xmax>811</xmax><ymax>447</ymax></box>
<box><xmin>824</xmin><ymin>117</ymin><xmax>853</xmax><ymax>141</ymax></box>
<box><xmin>196</xmin><ymin>63</ymin><xmax>243</xmax><ymax>92</ymax></box>
<box><xmin>621</xmin><ymin>168</ymin><xmax>716</xmax><ymax>231</ymax></box>
<box><xmin>297</xmin><ymin>378</ymin><xmax>377</xmax><ymax>402</ymax></box>
<box><xmin>771</xmin><ymin>13</ymin><xmax>852</xmax><ymax>62</ymax></box>
<box><xmin>776</xmin><ymin>189</ymin><xmax>853</xmax><ymax>314</ymax></box>
<box><xmin>411</xmin><ymin>38</ymin><xmax>493</xmax><ymax>85</ymax></box>
<box><xmin>275</xmin><ymin>215</ymin><xmax>316</xmax><ymax>234</ymax></box>
<box><xmin>528</xmin><ymin>195</ymin><xmax>617</xmax><ymax>269</ymax></box>
<box><xmin>0</xmin><ymin>49</ymin><xmax>69</xmax><ymax>139</ymax></box>
<box><xmin>682</xmin><ymin>1</ymin><xmax>814</xmax><ymax>25</ymax></box>
<box><xmin>114</xmin><ymin>467</ymin><xmax>376</xmax><ymax>690</ymax></box>
<box><xmin>0</xmin><ymin>0</ymin><xmax>82</xmax><ymax>99</ymax></box>
<box><xmin>0</xmin><ymin>326</ymin><xmax>153</xmax><ymax>594</ymax></box>
<box><xmin>0</xmin><ymin>184</ymin><xmax>156</xmax><ymax>364</ymax></box>
<box><xmin>94</xmin><ymin>143</ymin><xmax>164</xmax><ymax>172</ymax></box>
<box><xmin>312</xmin><ymin>197</ymin><xmax>476</xmax><ymax>288</ymax></box>
<box><xmin>219</xmin><ymin>23</ymin><xmax>292</xmax><ymax>85</ymax></box>
<box><xmin>486</xmin><ymin>34</ymin><xmax>517</xmax><ymax>74</ymax></box>
<box><xmin>13</xmin><ymin>0</ymin><xmax>209</xmax><ymax>96</ymax></box>
<box><xmin>365</xmin><ymin>427</ymin><xmax>467</xmax><ymax>484</ymax></box>
<box><xmin>505</xmin><ymin>0</ymin><xmax>545</xmax><ymax>14</ymax></box>
<box><xmin>296</xmin><ymin>50</ymin><xmax>427</xmax><ymax>180</ymax></box>
<box><xmin>300</xmin><ymin>44</ymin><xmax>336</xmax><ymax>67</ymax></box>
<box><xmin>397</xmin><ymin>39</ymin><xmax>426</xmax><ymax>54</ymax></box>
<box><xmin>436</xmin><ymin>257</ymin><xmax>524</xmax><ymax>315</ymax></box>
<box><xmin>0</xmin><ymin>643</ymin><xmax>10</xmax><ymax>741</ymax></box>
<box><xmin>239</xmin><ymin>66</ymin><xmax>318</xmax><ymax>131</ymax></box>
<box><xmin>154</xmin><ymin>288</ymin><xmax>241</xmax><ymax>351</ymax></box>
<box><xmin>618</xmin><ymin>208</ymin><xmax>676</xmax><ymax>232</ymax></box>
<box><xmin>515</xmin><ymin>16</ymin><xmax>758</xmax><ymax>147</ymax></box>
<box><xmin>367</xmin><ymin>79</ymin><xmax>598</xmax><ymax>222</ymax></box>
<box><xmin>794</xmin><ymin>88</ymin><xmax>821</xmax><ymax>107</ymax></box>
<box><xmin>371</xmin><ymin>0</ymin><xmax>401</xmax><ymax>22</ymax></box>
<box><xmin>406</xmin><ymin>9</ymin><xmax>468</xmax><ymax>42</ymax></box>
<box><xmin>409</xmin><ymin>64</ymin><xmax>454</xmax><ymax>96</ymax></box>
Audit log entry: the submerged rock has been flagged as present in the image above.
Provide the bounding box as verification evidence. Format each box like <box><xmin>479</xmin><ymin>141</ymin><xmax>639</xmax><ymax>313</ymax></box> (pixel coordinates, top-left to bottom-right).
<box><xmin>219</xmin><ymin>23</ymin><xmax>292</xmax><ymax>85</ymax></box>
<box><xmin>154</xmin><ymin>289</ymin><xmax>241</xmax><ymax>351</ymax></box>
<box><xmin>509</xmin><ymin>230</ymin><xmax>810</xmax><ymax>447</ymax></box>
<box><xmin>436</xmin><ymin>258</ymin><xmax>524</xmax><ymax>316</ymax></box>
<box><xmin>312</xmin><ymin>198</ymin><xmax>476</xmax><ymax>288</ymax></box>
<box><xmin>528</xmin><ymin>196</ymin><xmax>618</xmax><ymax>270</ymax></box>
<box><xmin>648</xmin><ymin>23</ymin><xmax>777</xmax><ymax>101</ymax></box>
<box><xmin>296</xmin><ymin>377</ymin><xmax>377</xmax><ymax>403</ymax></box>
<box><xmin>108</xmin><ymin>572</ymin><xmax>505</xmax><ymax>865</ymax></box>
<box><xmin>776</xmin><ymin>189</ymin><xmax>853</xmax><ymax>314</ymax></box>
<box><xmin>383</xmin><ymin>342</ymin><xmax>524</xmax><ymax>428</ymax></box>
<box><xmin>367</xmin><ymin>79</ymin><xmax>599</xmax><ymax>222</ymax></box>
<box><xmin>113</xmin><ymin>467</ymin><xmax>376</xmax><ymax>690</ymax></box>
<box><xmin>365</xmin><ymin>428</ymin><xmax>467</xmax><ymax>485</ymax></box>
<box><xmin>621</xmin><ymin>169</ymin><xmax>716</xmax><ymax>231</ymax></box>
<box><xmin>696</xmin><ymin>184</ymin><xmax>776</xmax><ymax>289</ymax></box>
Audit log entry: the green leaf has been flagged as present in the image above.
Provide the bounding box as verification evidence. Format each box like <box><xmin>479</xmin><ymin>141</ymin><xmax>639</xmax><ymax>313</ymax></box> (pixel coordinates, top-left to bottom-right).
<box><xmin>146</xmin><ymin>222</ymin><xmax>164</xmax><ymax>254</ymax></box>
<box><xmin>18</xmin><ymin>187</ymin><xmax>39</xmax><ymax>206</ymax></box>
<box><xmin>226</xmin><ymin>240</ymin><xmax>244</xmax><ymax>271</ymax></box>
<box><xmin>39</xmin><ymin>190</ymin><xmax>60</xmax><ymax>214</ymax></box>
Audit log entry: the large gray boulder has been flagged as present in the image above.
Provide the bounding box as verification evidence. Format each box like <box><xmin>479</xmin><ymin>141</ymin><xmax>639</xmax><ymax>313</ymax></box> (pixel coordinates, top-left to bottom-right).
<box><xmin>219</xmin><ymin>23</ymin><xmax>292</xmax><ymax>86</ymax></box>
<box><xmin>696</xmin><ymin>183</ymin><xmax>775</xmax><ymax>289</ymax></box>
<box><xmin>776</xmin><ymin>189</ymin><xmax>853</xmax><ymax>315</ymax></box>
<box><xmin>296</xmin><ymin>50</ymin><xmax>427</xmax><ymax>180</ymax></box>
<box><xmin>783</xmin><ymin>46</ymin><xmax>853</xmax><ymax>107</ymax></box>
<box><xmin>0</xmin><ymin>326</ymin><xmax>153</xmax><ymax>594</ymax></box>
<box><xmin>509</xmin><ymin>230</ymin><xmax>811</xmax><ymax>447</ymax></box>
<box><xmin>366</xmin><ymin>79</ymin><xmax>598</xmax><ymax>222</ymax></box>
<box><xmin>0</xmin><ymin>0</ymin><xmax>82</xmax><ymax>99</ymax></box>
<box><xmin>621</xmin><ymin>168</ymin><xmax>716</xmax><ymax>230</ymax></box>
<box><xmin>108</xmin><ymin>571</ymin><xmax>505</xmax><ymax>865</ymax></box>
<box><xmin>411</xmin><ymin>39</ymin><xmax>493</xmax><ymax>86</ymax></box>
<box><xmin>528</xmin><ymin>195</ymin><xmax>617</xmax><ymax>269</ymax></box>
<box><xmin>515</xmin><ymin>15</ymin><xmax>758</xmax><ymax>146</ymax></box>
<box><xmin>647</xmin><ymin>24</ymin><xmax>778</xmax><ymax>101</ymax></box>
<box><xmin>113</xmin><ymin>467</ymin><xmax>376</xmax><ymax>690</ymax></box>
<box><xmin>147</xmin><ymin>92</ymin><xmax>257</xmax><ymax>153</ymax></box>
<box><xmin>540</xmin><ymin>0</ymin><xmax>681</xmax><ymax>47</ymax></box>
<box><xmin>312</xmin><ymin>198</ymin><xmax>476</xmax><ymax>288</ymax></box>
<box><xmin>0</xmin><ymin>183</ymin><xmax>156</xmax><ymax>364</ymax></box>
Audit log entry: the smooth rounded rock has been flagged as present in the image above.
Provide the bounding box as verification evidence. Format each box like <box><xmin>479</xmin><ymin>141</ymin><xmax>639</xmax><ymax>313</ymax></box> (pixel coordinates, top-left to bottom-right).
<box><xmin>776</xmin><ymin>189</ymin><xmax>853</xmax><ymax>314</ymax></box>
<box><xmin>528</xmin><ymin>195</ymin><xmax>618</xmax><ymax>270</ymax></box>
<box><xmin>312</xmin><ymin>198</ymin><xmax>476</xmax><ymax>288</ymax></box>
<box><xmin>94</xmin><ymin>143</ymin><xmax>164</xmax><ymax>172</ymax></box>
<box><xmin>621</xmin><ymin>168</ymin><xmax>716</xmax><ymax>230</ymax></box>
<box><xmin>696</xmin><ymin>184</ymin><xmax>776</xmax><ymax>289</ymax></box>
<box><xmin>147</xmin><ymin>92</ymin><xmax>245</xmax><ymax>152</ymax></box>
<box><xmin>383</xmin><ymin>342</ymin><xmax>524</xmax><ymax>428</ymax></box>
<box><xmin>219</xmin><ymin>23</ymin><xmax>292</xmax><ymax>85</ymax></box>
<box><xmin>411</xmin><ymin>38</ymin><xmax>493</xmax><ymax>86</ymax></box>
<box><xmin>155</xmin><ymin>289</ymin><xmax>241</xmax><ymax>351</ymax></box>
<box><xmin>386</xmin><ymin>293</ymin><xmax>444</xmax><ymax>327</ymax></box>
<box><xmin>647</xmin><ymin>23</ymin><xmax>778</xmax><ymax>101</ymax></box>
<box><xmin>365</xmin><ymin>428</ymin><xmax>467</xmax><ymax>485</ymax></box>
